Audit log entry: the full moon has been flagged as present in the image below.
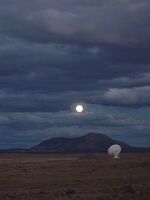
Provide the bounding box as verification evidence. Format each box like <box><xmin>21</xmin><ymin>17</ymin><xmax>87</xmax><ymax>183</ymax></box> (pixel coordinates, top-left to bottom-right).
<box><xmin>76</xmin><ymin>104</ymin><xmax>84</xmax><ymax>113</ymax></box>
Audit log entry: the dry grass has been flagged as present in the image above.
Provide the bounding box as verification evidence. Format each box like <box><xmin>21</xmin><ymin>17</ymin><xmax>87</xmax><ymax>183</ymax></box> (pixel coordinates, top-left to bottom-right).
<box><xmin>0</xmin><ymin>153</ymin><xmax>149</xmax><ymax>200</ymax></box>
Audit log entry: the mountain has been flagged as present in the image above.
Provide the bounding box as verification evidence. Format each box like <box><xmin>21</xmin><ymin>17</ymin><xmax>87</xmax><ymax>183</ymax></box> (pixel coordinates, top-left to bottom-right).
<box><xmin>29</xmin><ymin>133</ymin><xmax>150</xmax><ymax>153</ymax></box>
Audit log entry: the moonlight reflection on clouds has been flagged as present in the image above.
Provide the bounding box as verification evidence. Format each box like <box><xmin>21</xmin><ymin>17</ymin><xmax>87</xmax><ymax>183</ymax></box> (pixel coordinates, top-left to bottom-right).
<box><xmin>0</xmin><ymin>0</ymin><xmax>150</xmax><ymax>148</ymax></box>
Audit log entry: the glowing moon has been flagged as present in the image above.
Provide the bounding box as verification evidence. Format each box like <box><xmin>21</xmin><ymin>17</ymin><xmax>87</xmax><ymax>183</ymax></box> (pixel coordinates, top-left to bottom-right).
<box><xmin>76</xmin><ymin>105</ymin><xmax>84</xmax><ymax>113</ymax></box>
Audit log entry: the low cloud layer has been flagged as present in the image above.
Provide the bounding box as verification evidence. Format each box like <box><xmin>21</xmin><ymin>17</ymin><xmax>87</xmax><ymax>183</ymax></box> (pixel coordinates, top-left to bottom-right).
<box><xmin>102</xmin><ymin>86</ymin><xmax>150</xmax><ymax>107</ymax></box>
<box><xmin>0</xmin><ymin>106</ymin><xmax>150</xmax><ymax>148</ymax></box>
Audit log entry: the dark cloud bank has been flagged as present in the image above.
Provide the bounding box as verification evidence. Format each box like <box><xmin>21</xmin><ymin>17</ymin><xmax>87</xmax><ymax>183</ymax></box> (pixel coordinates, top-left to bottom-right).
<box><xmin>0</xmin><ymin>0</ymin><xmax>150</xmax><ymax>148</ymax></box>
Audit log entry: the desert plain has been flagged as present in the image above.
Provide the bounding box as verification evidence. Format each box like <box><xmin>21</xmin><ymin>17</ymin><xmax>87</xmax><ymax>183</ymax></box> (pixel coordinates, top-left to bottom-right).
<box><xmin>0</xmin><ymin>153</ymin><xmax>149</xmax><ymax>200</ymax></box>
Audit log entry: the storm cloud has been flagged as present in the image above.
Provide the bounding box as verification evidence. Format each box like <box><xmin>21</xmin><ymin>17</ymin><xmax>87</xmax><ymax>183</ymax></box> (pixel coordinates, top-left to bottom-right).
<box><xmin>0</xmin><ymin>0</ymin><xmax>150</xmax><ymax>148</ymax></box>
<box><xmin>1</xmin><ymin>0</ymin><xmax>150</xmax><ymax>46</ymax></box>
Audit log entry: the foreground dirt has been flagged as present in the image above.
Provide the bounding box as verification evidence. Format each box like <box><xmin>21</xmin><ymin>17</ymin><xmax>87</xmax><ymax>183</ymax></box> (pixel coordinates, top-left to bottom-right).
<box><xmin>0</xmin><ymin>154</ymin><xmax>149</xmax><ymax>200</ymax></box>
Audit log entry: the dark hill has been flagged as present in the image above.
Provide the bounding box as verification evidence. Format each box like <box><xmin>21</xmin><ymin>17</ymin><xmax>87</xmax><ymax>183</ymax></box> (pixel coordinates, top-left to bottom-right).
<box><xmin>29</xmin><ymin>133</ymin><xmax>150</xmax><ymax>153</ymax></box>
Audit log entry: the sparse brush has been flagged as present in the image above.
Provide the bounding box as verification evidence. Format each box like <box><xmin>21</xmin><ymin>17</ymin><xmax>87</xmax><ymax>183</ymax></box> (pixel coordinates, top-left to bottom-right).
<box><xmin>122</xmin><ymin>184</ymin><xmax>136</xmax><ymax>194</ymax></box>
<box><xmin>65</xmin><ymin>189</ymin><xmax>76</xmax><ymax>196</ymax></box>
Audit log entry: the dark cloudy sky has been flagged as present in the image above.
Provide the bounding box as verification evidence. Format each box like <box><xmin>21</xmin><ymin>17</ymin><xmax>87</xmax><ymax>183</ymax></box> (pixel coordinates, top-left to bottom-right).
<box><xmin>0</xmin><ymin>0</ymin><xmax>150</xmax><ymax>148</ymax></box>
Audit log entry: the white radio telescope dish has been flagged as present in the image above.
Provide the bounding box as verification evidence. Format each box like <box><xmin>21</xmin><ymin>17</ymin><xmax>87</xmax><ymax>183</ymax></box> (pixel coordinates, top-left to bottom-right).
<box><xmin>108</xmin><ymin>144</ymin><xmax>121</xmax><ymax>159</ymax></box>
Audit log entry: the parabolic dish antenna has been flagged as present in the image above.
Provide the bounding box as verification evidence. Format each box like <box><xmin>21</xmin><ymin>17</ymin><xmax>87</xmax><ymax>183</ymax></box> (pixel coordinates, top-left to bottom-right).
<box><xmin>108</xmin><ymin>144</ymin><xmax>121</xmax><ymax>159</ymax></box>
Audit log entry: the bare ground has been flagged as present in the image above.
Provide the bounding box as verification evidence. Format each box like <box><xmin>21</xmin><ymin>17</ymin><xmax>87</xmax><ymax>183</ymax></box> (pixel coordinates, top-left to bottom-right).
<box><xmin>0</xmin><ymin>153</ymin><xmax>149</xmax><ymax>200</ymax></box>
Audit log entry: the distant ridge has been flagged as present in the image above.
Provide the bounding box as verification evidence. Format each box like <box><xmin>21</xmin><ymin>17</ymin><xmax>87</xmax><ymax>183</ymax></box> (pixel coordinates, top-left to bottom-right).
<box><xmin>28</xmin><ymin>133</ymin><xmax>150</xmax><ymax>153</ymax></box>
<box><xmin>0</xmin><ymin>133</ymin><xmax>150</xmax><ymax>153</ymax></box>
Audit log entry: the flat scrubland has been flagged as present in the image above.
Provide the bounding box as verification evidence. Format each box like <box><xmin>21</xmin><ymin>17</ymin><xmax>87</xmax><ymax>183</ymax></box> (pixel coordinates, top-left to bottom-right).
<box><xmin>0</xmin><ymin>153</ymin><xmax>149</xmax><ymax>200</ymax></box>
